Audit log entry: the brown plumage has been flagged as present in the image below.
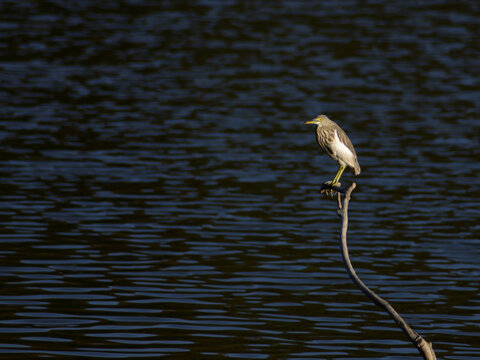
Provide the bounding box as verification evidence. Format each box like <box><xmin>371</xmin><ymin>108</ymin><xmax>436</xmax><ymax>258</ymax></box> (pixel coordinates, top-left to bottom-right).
<box><xmin>304</xmin><ymin>114</ymin><xmax>360</xmax><ymax>185</ymax></box>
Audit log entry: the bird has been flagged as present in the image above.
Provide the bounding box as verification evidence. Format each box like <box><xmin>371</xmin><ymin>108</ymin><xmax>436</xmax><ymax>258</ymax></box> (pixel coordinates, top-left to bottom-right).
<box><xmin>304</xmin><ymin>114</ymin><xmax>360</xmax><ymax>189</ymax></box>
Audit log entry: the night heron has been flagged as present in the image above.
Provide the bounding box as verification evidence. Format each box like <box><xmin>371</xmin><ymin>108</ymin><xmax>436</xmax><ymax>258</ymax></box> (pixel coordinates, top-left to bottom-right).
<box><xmin>304</xmin><ymin>114</ymin><xmax>360</xmax><ymax>189</ymax></box>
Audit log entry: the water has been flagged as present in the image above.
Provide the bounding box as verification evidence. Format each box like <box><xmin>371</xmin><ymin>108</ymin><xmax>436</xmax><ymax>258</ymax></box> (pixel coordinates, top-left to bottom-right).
<box><xmin>1</xmin><ymin>0</ymin><xmax>479</xmax><ymax>358</ymax></box>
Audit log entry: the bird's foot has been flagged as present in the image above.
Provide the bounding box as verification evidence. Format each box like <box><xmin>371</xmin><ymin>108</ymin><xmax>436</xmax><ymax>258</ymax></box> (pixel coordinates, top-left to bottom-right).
<box><xmin>320</xmin><ymin>181</ymin><xmax>341</xmax><ymax>198</ymax></box>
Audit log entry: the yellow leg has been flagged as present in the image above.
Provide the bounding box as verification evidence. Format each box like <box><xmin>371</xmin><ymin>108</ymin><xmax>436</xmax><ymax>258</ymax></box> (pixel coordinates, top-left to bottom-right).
<box><xmin>320</xmin><ymin>165</ymin><xmax>347</xmax><ymax>198</ymax></box>
<box><xmin>321</xmin><ymin>164</ymin><xmax>346</xmax><ymax>198</ymax></box>
<box><xmin>331</xmin><ymin>164</ymin><xmax>346</xmax><ymax>186</ymax></box>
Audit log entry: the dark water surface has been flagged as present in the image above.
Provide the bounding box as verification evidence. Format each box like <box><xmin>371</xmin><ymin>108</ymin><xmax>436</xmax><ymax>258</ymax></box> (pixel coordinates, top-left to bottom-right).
<box><xmin>1</xmin><ymin>1</ymin><xmax>480</xmax><ymax>359</ymax></box>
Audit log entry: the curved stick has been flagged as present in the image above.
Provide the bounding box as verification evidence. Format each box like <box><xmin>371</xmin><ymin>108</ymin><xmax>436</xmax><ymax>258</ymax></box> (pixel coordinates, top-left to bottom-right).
<box><xmin>336</xmin><ymin>183</ymin><xmax>436</xmax><ymax>360</ymax></box>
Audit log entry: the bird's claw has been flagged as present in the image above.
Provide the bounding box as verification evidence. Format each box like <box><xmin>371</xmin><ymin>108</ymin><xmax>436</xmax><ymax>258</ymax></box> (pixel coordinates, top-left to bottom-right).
<box><xmin>320</xmin><ymin>181</ymin><xmax>341</xmax><ymax>198</ymax></box>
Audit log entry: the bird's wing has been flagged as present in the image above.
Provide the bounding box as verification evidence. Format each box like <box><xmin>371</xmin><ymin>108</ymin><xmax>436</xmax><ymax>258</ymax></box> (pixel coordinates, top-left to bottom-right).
<box><xmin>333</xmin><ymin>123</ymin><xmax>361</xmax><ymax>174</ymax></box>
<box><xmin>333</xmin><ymin>123</ymin><xmax>358</xmax><ymax>157</ymax></box>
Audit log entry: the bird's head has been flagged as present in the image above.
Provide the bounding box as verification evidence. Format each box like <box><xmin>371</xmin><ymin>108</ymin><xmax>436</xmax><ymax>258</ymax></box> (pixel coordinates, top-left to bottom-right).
<box><xmin>304</xmin><ymin>114</ymin><xmax>330</xmax><ymax>126</ymax></box>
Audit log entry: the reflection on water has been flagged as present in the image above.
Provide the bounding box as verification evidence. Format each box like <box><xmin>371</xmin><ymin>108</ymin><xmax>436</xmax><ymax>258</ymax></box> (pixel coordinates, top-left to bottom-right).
<box><xmin>1</xmin><ymin>0</ymin><xmax>479</xmax><ymax>359</ymax></box>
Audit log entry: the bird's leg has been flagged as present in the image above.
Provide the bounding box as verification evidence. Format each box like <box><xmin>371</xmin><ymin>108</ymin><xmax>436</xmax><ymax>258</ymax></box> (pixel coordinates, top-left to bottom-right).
<box><xmin>331</xmin><ymin>164</ymin><xmax>346</xmax><ymax>186</ymax></box>
<box><xmin>321</xmin><ymin>164</ymin><xmax>346</xmax><ymax>197</ymax></box>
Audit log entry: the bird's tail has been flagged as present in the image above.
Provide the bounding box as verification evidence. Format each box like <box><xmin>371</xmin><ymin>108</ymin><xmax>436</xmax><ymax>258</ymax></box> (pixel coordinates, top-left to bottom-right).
<box><xmin>353</xmin><ymin>160</ymin><xmax>361</xmax><ymax>176</ymax></box>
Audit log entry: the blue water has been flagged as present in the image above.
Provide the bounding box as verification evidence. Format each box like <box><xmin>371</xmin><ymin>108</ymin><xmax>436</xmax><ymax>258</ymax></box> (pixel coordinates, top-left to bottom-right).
<box><xmin>1</xmin><ymin>1</ymin><xmax>479</xmax><ymax>358</ymax></box>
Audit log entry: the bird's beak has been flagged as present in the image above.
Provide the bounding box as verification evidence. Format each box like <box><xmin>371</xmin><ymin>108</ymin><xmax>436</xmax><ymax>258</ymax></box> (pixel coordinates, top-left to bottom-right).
<box><xmin>304</xmin><ymin>119</ymin><xmax>317</xmax><ymax>125</ymax></box>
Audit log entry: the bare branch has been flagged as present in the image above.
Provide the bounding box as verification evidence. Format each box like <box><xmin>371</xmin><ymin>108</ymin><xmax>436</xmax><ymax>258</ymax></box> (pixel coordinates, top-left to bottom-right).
<box><xmin>335</xmin><ymin>183</ymin><xmax>436</xmax><ymax>360</ymax></box>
